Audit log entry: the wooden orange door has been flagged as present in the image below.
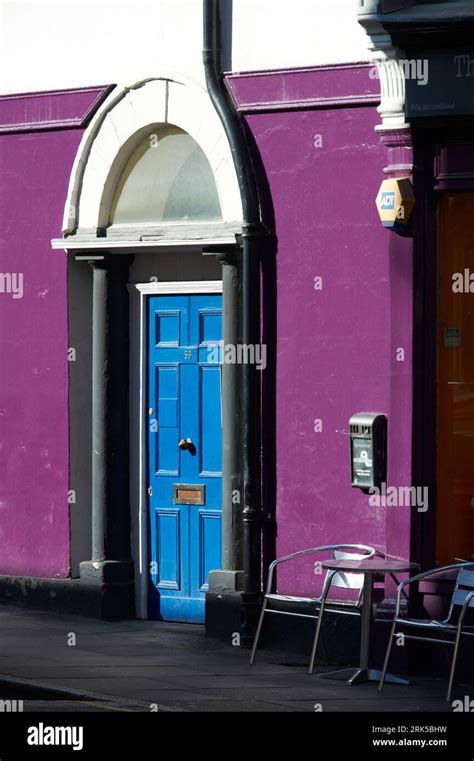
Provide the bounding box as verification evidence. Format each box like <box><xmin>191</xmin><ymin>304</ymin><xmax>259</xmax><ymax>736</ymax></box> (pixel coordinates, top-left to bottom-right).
<box><xmin>437</xmin><ymin>193</ymin><xmax>474</xmax><ymax>565</ymax></box>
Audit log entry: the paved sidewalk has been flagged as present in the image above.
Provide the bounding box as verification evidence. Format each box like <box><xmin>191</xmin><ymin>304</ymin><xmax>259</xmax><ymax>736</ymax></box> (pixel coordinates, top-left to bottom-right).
<box><xmin>0</xmin><ymin>605</ymin><xmax>462</xmax><ymax>712</ymax></box>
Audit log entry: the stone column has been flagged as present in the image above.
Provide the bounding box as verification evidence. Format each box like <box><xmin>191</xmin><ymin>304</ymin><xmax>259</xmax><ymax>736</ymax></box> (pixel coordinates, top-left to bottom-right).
<box><xmin>79</xmin><ymin>254</ymin><xmax>135</xmax><ymax>618</ymax></box>
<box><xmin>206</xmin><ymin>249</ymin><xmax>244</xmax><ymax>636</ymax></box>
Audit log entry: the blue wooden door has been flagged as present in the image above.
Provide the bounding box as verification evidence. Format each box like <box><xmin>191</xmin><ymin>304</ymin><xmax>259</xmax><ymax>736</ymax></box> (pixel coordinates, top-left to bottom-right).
<box><xmin>148</xmin><ymin>294</ymin><xmax>222</xmax><ymax>622</ymax></box>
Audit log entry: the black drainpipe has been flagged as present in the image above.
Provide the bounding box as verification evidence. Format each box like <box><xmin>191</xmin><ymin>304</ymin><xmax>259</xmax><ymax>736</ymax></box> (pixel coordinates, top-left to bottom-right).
<box><xmin>203</xmin><ymin>0</ymin><xmax>266</xmax><ymax>629</ymax></box>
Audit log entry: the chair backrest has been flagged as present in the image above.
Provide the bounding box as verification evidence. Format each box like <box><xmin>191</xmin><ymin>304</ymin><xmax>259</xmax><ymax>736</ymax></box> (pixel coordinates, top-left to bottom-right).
<box><xmin>451</xmin><ymin>567</ymin><xmax>474</xmax><ymax>609</ymax></box>
<box><xmin>330</xmin><ymin>548</ymin><xmax>371</xmax><ymax>591</ymax></box>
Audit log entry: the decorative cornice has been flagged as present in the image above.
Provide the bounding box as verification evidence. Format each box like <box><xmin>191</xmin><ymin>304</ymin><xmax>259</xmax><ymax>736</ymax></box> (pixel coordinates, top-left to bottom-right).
<box><xmin>357</xmin><ymin>9</ymin><xmax>409</xmax><ymax>130</ymax></box>
<box><xmin>225</xmin><ymin>63</ymin><xmax>380</xmax><ymax>114</ymax></box>
<box><xmin>371</xmin><ymin>54</ymin><xmax>408</xmax><ymax>131</ymax></box>
<box><xmin>0</xmin><ymin>86</ymin><xmax>115</xmax><ymax>133</ymax></box>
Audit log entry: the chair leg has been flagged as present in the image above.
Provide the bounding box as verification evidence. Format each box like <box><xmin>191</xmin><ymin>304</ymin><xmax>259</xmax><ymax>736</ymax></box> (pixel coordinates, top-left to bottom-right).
<box><xmin>249</xmin><ymin>599</ymin><xmax>268</xmax><ymax>665</ymax></box>
<box><xmin>378</xmin><ymin>620</ymin><xmax>397</xmax><ymax>692</ymax></box>
<box><xmin>309</xmin><ymin>604</ymin><xmax>325</xmax><ymax>675</ymax></box>
<box><xmin>447</xmin><ymin>626</ymin><xmax>463</xmax><ymax>703</ymax></box>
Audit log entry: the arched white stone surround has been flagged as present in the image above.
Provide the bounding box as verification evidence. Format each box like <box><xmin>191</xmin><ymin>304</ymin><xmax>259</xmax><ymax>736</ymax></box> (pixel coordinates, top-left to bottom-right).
<box><xmin>61</xmin><ymin>72</ymin><xmax>243</xmax><ymax>238</ymax></box>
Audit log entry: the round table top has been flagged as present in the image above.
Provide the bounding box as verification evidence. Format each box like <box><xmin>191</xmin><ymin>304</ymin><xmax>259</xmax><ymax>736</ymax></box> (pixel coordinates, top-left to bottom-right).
<box><xmin>322</xmin><ymin>558</ymin><xmax>420</xmax><ymax>574</ymax></box>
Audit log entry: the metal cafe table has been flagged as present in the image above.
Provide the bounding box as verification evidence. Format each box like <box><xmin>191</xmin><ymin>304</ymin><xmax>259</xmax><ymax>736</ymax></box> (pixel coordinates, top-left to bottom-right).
<box><xmin>320</xmin><ymin>557</ymin><xmax>420</xmax><ymax>685</ymax></box>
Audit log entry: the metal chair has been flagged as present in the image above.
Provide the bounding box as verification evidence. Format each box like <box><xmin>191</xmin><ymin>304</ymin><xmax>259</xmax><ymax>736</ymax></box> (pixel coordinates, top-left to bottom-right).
<box><xmin>378</xmin><ymin>562</ymin><xmax>474</xmax><ymax>701</ymax></box>
<box><xmin>249</xmin><ymin>544</ymin><xmax>376</xmax><ymax>672</ymax></box>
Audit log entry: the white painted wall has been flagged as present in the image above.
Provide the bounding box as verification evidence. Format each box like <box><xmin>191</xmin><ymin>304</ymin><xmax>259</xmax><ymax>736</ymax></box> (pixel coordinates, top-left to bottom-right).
<box><xmin>231</xmin><ymin>0</ymin><xmax>370</xmax><ymax>72</ymax></box>
<box><xmin>0</xmin><ymin>0</ymin><xmax>369</xmax><ymax>95</ymax></box>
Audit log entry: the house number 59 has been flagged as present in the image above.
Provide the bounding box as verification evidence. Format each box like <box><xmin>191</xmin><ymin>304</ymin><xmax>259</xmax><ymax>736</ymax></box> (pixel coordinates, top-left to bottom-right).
<box><xmin>184</xmin><ymin>350</ymin><xmax>192</xmax><ymax>359</ymax></box>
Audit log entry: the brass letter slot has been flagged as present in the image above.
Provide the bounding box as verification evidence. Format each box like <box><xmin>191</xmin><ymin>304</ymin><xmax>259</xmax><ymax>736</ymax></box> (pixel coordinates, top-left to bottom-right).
<box><xmin>173</xmin><ymin>484</ymin><xmax>205</xmax><ymax>506</ymax></box>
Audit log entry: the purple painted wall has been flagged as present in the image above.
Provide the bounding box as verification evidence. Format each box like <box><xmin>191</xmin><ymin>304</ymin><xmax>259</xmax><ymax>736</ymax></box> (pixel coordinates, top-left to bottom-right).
<box><xmin>0</xmin><ymin>72</ymin><xmax>414</xmax><ymax>593</ymax></box>
<box><xmin>228</xmin><ymin>64</ymin><xmax>413</xmax><ymax>597</ymax></box>
<box><xmin>0</xmin><ymin>87</ymin><xmax>110</xmax><ymax>577</ymax></box>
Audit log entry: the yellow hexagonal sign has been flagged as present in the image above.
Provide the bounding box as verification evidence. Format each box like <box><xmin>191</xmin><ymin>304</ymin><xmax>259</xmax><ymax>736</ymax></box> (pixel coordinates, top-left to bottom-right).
<box><xmin>376</xmin><ymin>178</ymin><xmax>415</xmax><ymax>230</ymax></box>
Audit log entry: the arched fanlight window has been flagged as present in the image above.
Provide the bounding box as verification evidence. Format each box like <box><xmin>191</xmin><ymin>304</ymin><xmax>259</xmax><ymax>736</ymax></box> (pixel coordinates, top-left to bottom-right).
<box><xmin>109</xmin><ymin>126</ymin><xmax>222</xmax><ymax>225</ymax></box>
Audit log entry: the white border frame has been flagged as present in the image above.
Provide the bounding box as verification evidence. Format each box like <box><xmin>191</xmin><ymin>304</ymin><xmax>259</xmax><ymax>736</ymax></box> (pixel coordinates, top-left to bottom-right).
<box><xmin>129</xmin><ymin>280</ymin><xmax>223</xmax><ymax>619</ymax></box>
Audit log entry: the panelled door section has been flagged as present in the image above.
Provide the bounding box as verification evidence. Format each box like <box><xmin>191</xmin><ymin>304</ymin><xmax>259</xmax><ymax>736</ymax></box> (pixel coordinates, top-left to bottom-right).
<box><xmin>148</xmin><ymin>294</ymin><xmax>222</xmax><ymax>622</ymax></box>
<box><xmin>437</xmin><ymin>194</ymin><xmax>474</xmax><ymax>564</ymax></box>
